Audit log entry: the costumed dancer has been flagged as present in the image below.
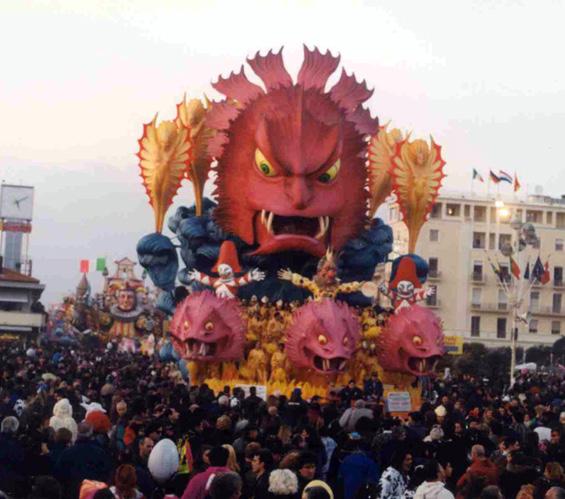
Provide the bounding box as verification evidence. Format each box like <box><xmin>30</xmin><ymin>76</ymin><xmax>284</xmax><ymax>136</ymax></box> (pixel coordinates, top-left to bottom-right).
<box><xmin>379</xmin><ymin>256</ymin><xmax>434</xmax><ymax>313</ymax></box>
<box><xmin>278</xmin><ymin>250</ymin><xmax>362</xmax><ymax>300</ymax></box>
<box><xmin>187</xmin><ymin>241</ymin><xmax>265</xmax><ymax>298</ymax></box>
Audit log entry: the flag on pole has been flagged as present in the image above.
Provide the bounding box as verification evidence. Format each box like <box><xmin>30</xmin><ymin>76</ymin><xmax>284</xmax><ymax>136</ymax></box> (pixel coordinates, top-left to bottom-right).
<box><xmin>472</xmin><ymin>169</ymin><xmax>484</xmax><ymax>182</ymax></box>
<box><xmin>523</xmin><ymin>262</ymin><xmax>530</xmax><ymax>280</ymax></box>
<box><xmin>96</xmin><ymin>257</ymin><xmax>106</xmax><ymax>272</ymax></box>
<box><xmin>514</xmin><ymin>172</ymin><xmax>521</xmax><ymax>192</ymax></box>
<box><xmin>489</xmin><ymin>170</ymin><xmax>500</xmax><ymax>184</ymax></box>
<box><xmin>498</xmin><ymin>170</ymin><xmax>513</xmax><ymax>184</ymax></box>
<box><xmin>531</xmin><ymin>257</ymin><xmax>544</xmax><ymax>282</ymax></box>
<box><xmin>541</xmin><ymin>261</ymin><xmax>551</xmax><ymax>285</ymax></box>
<box><xmin>510</xmin><ymin>257</ymin><xmax>521</xmax><ymax>279</ymax></box>
<box><xmin>80</xmin><ymin>260</ymin><xmax>90</xmax><ymax>273</ymax></box>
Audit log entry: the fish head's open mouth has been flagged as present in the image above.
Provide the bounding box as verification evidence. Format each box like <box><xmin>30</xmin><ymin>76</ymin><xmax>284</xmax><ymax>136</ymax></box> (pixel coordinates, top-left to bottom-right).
<box><xmin>406</xmin><ymin>355</ymin><xmax>441</xmax><ymax>376</ymax></box>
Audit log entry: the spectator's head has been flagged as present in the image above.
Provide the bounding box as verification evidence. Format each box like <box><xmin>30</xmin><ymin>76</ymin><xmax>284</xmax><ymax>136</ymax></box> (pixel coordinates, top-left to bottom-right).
<box><xmin>30</xmin><ymin>476</ymin><xmax>62</xmax><ymax>499</ymax></box>
<box><xmin>209</xmin><ymin>471</ymin><xmax>242</xmax><ymax>499</ymax></box>
<box><xmin>116</xmin><ymin>400</ymin><xmax>127</xmax><ymax>417</ymax></box>
<box><xmin>76</xmin><ymin>422</ymin><xmax>93</xmax><ymax>440</ymax></box>
<box><xmin>1</xmin><ymin>416</ymin><xmax>19</xmax><ymax>434</ymax></box>
<box><xmin>545</xmin><ymin>487</ymin><xmax>565</xmax><ymax>499</ymax></box>
<box><xmin>216</xmin><ymin>414</ymin><xmax>231</xmax><ymax>431</ymax></box>
<box><xmin>353</xmin><ymin>399</ymin><xmax>366</xmax><ymax>409</ymax></box>
<box><xmin>550</xmin><ymin>429</ymin><xmax>561</xmax><ymax>446</ymax></box>
<box><xmin>268</xmin><ymin>469</ymin><xmax>298</xmax><ymax>496</ymax></box>
<box><xmin>114</xmin><ymin>464</ymin><xmax>137</xmax><ymax>498</ymax></box>
<box><xmin>390</xmin><ymin>448</ymin><xmax>413</xmax><ymax>474</ymax></box>
<box><xmin>421</xmin><ymin>459</ymin><xmax>442</xmax><ymax>482</ymax></box>
<box><xmin>222</xmin><ymin>444</ymin><xmax>240</xmax><ymax>473</ymax></box>
<box><xmin>501</xmin><ymin>435</ymin><xmax>520</xmax><ymax>453</ymax></box>
<box><xmin>250</xmin><ymin>386</ymin><xmax>257</xmax><ymax>396</ymax></box>
<box><xmin>297</xmin><ymin>452</ymin><xmax>317</xmax><ymax>480</ymax></box>
<box><xmin>139</xmin><ymin>436</ymin><xmax>154</xmax><ymax>459</ymax></box>
<box><xmin>302</xmin><ymin>480</ymin><xmax>334</xmax><ymax>499</ymax></box>
<box><xmin>251</xmin><ymin>449</ymin><xmax>274</xmax><ymax>475</ymax></box>
<box><xmin>209</xmin><ymin>445</ymin><xmax>230</xmax><ymax>467</ymax></box>
<box><xmin>471</xmin><ymin>444</ymin><xmax>486</xmax><ymax>461</ymax></box>
<box><xmin>54</xmin><ymin>427</ymin><xmax>73</xmax><ymax>447</ymax></box>
<box><xmin>545</xmin><ymin>462</ymin><xmax>564</xmax><ymax>481</ymax></box>
<box><xmin>479</xmin><ymin>486</ymin><xmax>503</xmax><ymax>499</ymax></box>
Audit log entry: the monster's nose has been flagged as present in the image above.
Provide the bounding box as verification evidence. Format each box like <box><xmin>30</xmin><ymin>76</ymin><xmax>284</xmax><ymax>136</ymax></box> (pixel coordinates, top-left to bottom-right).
<box><xmin>286</xmin><ymin>176</ymin><xmax>312</xmax><ymax>210</ymax></box>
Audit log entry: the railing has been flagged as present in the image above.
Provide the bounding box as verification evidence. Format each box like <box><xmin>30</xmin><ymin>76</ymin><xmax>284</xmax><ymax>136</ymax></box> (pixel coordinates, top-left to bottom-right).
<box><xmin>533</xmin><ymin>306</ymin><xmax>563</xmax><ymax>317</ymax></box>
<box><xmin>470</xmin><ymin>302</ymin><xmax>510</xmax><ymax>312</ymax></box>
<box><xmin>554</xmin><ymin>280</ymin><xmax>564</xmax><ymax>288</ymax></box>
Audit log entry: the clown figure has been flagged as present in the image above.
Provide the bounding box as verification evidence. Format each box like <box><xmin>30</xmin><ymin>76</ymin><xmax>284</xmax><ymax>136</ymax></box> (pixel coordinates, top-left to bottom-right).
<box><xmin>379</xmin><ymin>256</ymin><xmax>434</xmax><ymax>313</ymax></box>
<box><xmin>187</xmin><ymin>241</ymin><xmax>265</xmax><ymax>299</ymax></box>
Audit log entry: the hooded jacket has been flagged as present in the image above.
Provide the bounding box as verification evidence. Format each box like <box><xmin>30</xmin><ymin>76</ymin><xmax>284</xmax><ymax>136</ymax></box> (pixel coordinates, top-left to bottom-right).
<box><xmin>414</xmin><ymin>481</ymin><xmax>455</xmax><ymax>499</ymax></box>
<box><xmin>49</xmin><ymin>398</ymin><xmax>78</xmax><ymax>442</ymax></box>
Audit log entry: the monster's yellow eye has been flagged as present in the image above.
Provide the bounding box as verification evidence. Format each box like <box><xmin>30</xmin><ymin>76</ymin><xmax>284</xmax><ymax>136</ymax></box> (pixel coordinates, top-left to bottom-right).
<box><xmin>318</xmin><ymin>334</ymin><xmax>328</xmax><ymax>345</ymax></box>
<box><xmin>343</xmin><ymin>336</ymin><xmax>349</xmax><ymax>346</ymax></box>
<box><xmin>183</xmin><ymin>320</ymin><xmax>190</xmax><ymax>330</ymax></box>
<box><xmin>255</xmin><ymin>149</ymin><xmax>276</xmax><ymax>177</ymax></box>
<box><xmin>318</xmin><ymin>159</ymin><xmax>341</xmax><ymax>184</ymax></box>
<box><xmin>412</xmin><ymin>335</ymin><xmax>423</xmax><ymax>346</ymax></box>
<box><xmin>205</xmin><ymin>321</ymin><xmax>214</xmax><ymax>331</ymax></box>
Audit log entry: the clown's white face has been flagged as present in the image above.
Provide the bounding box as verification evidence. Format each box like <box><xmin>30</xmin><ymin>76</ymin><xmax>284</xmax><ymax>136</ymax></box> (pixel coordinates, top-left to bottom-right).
<box><xmin>397</xmin><ymin>280</ymin><xmax>414</xmax><ymax>298</ymax></box>
<box><xmin>218</xmin><ymin>264</ymin><xmax>233</xmax><ymax>279</ymax></box>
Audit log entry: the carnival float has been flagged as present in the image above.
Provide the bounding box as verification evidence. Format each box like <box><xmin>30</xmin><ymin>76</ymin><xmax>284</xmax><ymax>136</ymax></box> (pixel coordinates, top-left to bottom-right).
<box><xmin>135</xmin><ymin>46</ymin><xmax>447</xmax><ymax>405</ymax></box>
<box><xmin>46</xmin><ymin>258</ymin><xmax>166</xmax><ymax>354</ymax></box>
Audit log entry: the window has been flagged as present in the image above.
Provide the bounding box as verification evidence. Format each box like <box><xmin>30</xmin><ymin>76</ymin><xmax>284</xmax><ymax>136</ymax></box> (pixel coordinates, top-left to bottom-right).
<box><xmin>429</xmin><ymin>229</ymin><xmax>439</xmax><ymax>242</ymax></box>
<box><xmin>498</xmin><ymin>289</ymin><xmax>507</xmax><ymax>310</ymax></box>
<box><xmin>530</xmin><ymin>291</ymin><xmax>540</xmax><ymax>311</ymax></box>
<box><xmin>555</xmin><ymin>267</ymin><xmax>563</xmax><ymax>286</ymax></box>
<box><xmin>552</xmin><ymin>321</ymin><xmax>561</xmax><ymax>335</ymax></box>
<box><xmin>428</xmin><ymin>258</ymin><xmax>439</xmax><ymax>277</ymax></box>
<box><xmin>426</xmin><ymin>286</ymin><xmax>438</xmax><ymax>306</ymax></box>
<box><xmin>472</xmin><ymin>261</ymin><xmax>483</xmax><ymax>281</ymax></box>
<box><xmin>499</xmin><ymin>264</ymin><xmax>511</xmax><ymax>283</ymax></box>
<box><xmin>474</xmin><ymin>206</ymin><xmax>487</xmax><ymax>222</ymax></box>
<box><xmin>526</xmin><ymin>210</ymin><xmax>543</xmax><ymax>223</ymax></box>
<box><xmin>446</xmin><ymin>204</ymin><xmax>461</xmax><ymax>217</ymax></box>
<box><xmin>499</xmin><ymin>234</ymin><xmax>512</xmax><ymax>251</ymax></box>
<box><xmin>497</xmin><ymin>318</ymin><xmax>507</xmax><ymax>338</ymax></box>
<box><xmin>471</xmin><ymin>316</ymin><xmax>481</xmax><ymax>337</ymax></box>
<box><xmin>556</xmin><ymin>238</ymin><xmax>564</xmax><ymax>252</ymax></box>
<box><xmin>553</xmin><ymin>294</ymin><xmax>562</xmax><ymax>314</ymax></box>
<box><xmin>529</xmin><ymin>319</ymin><xmax>538</xmax><ymax>334</ymax></box>
<box><xmin>472</xmin><ymin>288</ymin><xmax>482</xmax><ymax>307</ymax></box>
<box><xmin>473</xmin><ymin>232</ymin><xmax>486</xmax><ymax>249</ymax></box>
<box><xmin>431</xmin><ymin>203</ymin><xmax>442</xmax><ymax>219</ymax></box>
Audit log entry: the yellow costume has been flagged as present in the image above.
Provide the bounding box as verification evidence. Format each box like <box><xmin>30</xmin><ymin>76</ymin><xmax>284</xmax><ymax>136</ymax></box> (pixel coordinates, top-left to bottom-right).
<box><xmin>285</xmin><ymin>273</ymin><xmax>362</xmax><ymax>300</ymax></box>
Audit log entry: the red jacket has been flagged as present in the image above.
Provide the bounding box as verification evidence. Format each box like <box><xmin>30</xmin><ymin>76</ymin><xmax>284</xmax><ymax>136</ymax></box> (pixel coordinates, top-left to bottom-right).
<box><xmin>456</xmin><ymin>458</ymin><xmax>498</xmax><ymax>490</ymax></box>
<box><xmin>181</xmin><ymin>466</ymin><xmax>231</xmax><ymax>499</ymax></box>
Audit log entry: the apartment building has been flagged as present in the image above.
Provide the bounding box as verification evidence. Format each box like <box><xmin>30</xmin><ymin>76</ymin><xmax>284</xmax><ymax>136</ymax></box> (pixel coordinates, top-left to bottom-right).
<box><xmin>387</xmin><ymin>191</ymin><xmax>565</xmax><ymax>348</ymax></box>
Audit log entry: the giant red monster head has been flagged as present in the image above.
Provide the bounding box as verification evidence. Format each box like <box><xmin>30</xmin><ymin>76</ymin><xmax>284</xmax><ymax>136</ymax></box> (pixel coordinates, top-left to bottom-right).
<box><xmin>170</xmin><ymin>290</ymin><xmax>245</xmax><ymax>362</ymax></box>
<box><xmin>207</xmin><ymin>46</ymin><xmax>378</xmax><ymax>257</ymax></box>
<box><xmin>376</xmin><ymin>305</ymin><xmax>445</xmax><ymax>376</ymax></box>
<box><xmin>285</xmin><ymin>298</ymin><xmax>360</xmax><ymax>374</ymax></box>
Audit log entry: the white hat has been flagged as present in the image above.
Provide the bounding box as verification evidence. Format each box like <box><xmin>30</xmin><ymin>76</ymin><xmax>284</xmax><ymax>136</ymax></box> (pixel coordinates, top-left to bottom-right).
<box><xmin>434</xmin><ymin>405</ymin><xmax>447</xmax><ymax>417</ymax></box>
<box><xmin>148</xmin><ymin>439</ymin><xmax>179</xmax><ymax>483</ymax></box>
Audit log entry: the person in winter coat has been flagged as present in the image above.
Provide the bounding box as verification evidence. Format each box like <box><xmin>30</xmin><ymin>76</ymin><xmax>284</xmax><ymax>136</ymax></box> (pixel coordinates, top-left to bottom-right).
<box><xmin>456</xmin><ymin>445</ymin><xmax>498</xmax><ymax>494</ymax></box>
<box><xmin>414</xmin><ymin>460</ymin><xmax>454</xmax><ymax>499</ymax></box>
<box><xmin>378</xmin><ymin>448</ymin><xmax>413</xmax><ymax>499</ymax></box>
<box><xmin>338</xmin><ymin>434</ymin><xmax>379</xmax><ymax>499</ymax></box>
<box><xmin>49</xmin><ymin>398</ymin><xmax>78</xmax><ymax>442</ymax></box>
<box><xmin>0</xmin><ymin>416</ymin><xmax>25</xmax><ymax>497</ymax></box>
<box><xmin>338</xmin><ymin>400</ymin><xmax>373</xmax><ymax>433</ymax></box>
<box><xmin>181</xmin><ymin>446</ymin><xmax>231</xmax><ymax>499</ymax></box>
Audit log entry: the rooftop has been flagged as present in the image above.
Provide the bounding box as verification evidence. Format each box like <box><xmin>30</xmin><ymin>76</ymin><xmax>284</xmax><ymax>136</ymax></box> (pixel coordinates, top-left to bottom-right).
<box><xmin>0</xmin><ymin>267</ymin><xmax>40</xmax><ymax>284</ymax></box>
<box><xmin>436</xmin><ymin>190</ymin><xmax>565</xmax><ymax>208</ymax></box>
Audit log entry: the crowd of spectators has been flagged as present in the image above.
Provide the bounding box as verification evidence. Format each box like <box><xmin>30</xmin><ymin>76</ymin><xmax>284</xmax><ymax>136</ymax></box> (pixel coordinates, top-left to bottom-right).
<box><xmin>0</xmin><ymin>342</ymin><xmax>564</xmax><ymax>499</ymax></box>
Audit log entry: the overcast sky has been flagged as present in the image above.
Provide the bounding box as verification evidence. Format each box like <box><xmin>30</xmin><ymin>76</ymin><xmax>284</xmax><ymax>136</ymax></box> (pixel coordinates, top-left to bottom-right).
<box><xmin>1</xmin><ymin>0</ymin><xmax>564</xmax><ymax>304</ymax></box>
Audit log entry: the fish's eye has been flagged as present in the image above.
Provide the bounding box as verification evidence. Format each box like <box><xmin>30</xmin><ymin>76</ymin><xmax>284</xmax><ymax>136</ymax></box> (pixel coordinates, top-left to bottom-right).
<box><xmin>183</xmin><ymin>320</ymin><xmax>190</xmax><ymax>330</ymax></box>
<box><xmin>412</xmin><ymin>335</ymin><xmax>423</xmax><ymax>346</ymax></box>
<box><xmin>318</xmin><ymin>334</ymin><xmax>328</xmax><ymax>345</ymax></box>
<box><xmin>343</xmin><ymin>336</ymin><xmax>349</xmax><ymax>346</ymax></box>
<box><xmin>205</xmin><ymin>321</ymin><xmax>214</xmax><ymax>331</ymax></box>
<box><xmin>318</xmin><ymin>159</ymin><xmax>341</xmax><ymax>184</ymax></box>
<box><xmin>255</xmin><ymin>148</ymin><xmax>276</xmax><ymax>177</ymax></box>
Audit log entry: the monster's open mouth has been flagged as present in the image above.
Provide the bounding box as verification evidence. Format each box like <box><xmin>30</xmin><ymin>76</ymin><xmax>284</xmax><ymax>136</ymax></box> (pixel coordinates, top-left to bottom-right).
<box><xmin>407</xmin><ymin>355</ymin><xmax>440</xmax><ymax>375</ymax></box>
<box><xmin>186</xmin><ymin>339</ymin><xmax>219</xmax><ymax>358</ymax></box>
<box><xmin>313</xmin><ymin>355</ymin><xmax>347</xmax><ymax>372</ymax></box>
<box><xmin>252</xmin><ymin>210</ymin><xmax>331</xmax><ymax>257</ymax></box>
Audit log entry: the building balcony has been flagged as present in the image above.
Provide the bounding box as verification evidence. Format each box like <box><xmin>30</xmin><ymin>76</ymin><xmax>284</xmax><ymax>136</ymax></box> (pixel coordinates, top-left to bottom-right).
<box><xmin>532</xmin><ymin>306</ymin><xmax>564</xmax><ymax>317</ymax></box>
<box><xmin>471</xmin><ymin>273</ymin><xmax>486</xmax><ymax>284</ymax></box>
<box><xmin>0</xmin><ymin>310</ymin><xmax>44</xmax><ymax>329</ymax></box>
<box><xmin>469</xmin><ymin>302</ymin><xmax>510</xmax><ymax>312</ymax></box>
<box><xmin>554</xmin><ymin>280</ymin><xmax>565</xmax><ymax>289</ymax></box>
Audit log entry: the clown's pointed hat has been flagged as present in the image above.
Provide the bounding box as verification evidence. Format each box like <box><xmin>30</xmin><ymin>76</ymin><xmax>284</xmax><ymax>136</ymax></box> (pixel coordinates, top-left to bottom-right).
<box><xmin>212</xmin><ymin>240</ymin><xmax>242</xmax><ymax>273</ymax></box>
<box><xmin>390</xmin><ymin>256</ymin><xmax>421</xmax><ymax>289</ymax></box>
